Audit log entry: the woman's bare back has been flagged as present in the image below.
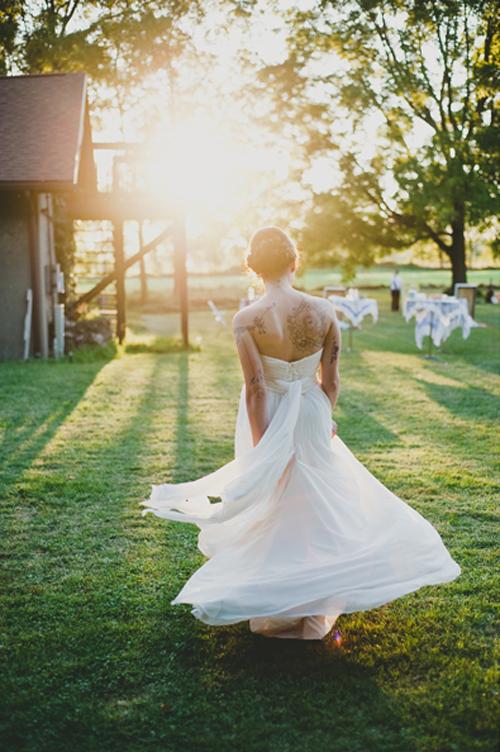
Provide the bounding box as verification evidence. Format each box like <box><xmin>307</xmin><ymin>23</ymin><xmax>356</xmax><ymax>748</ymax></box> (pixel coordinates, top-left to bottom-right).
<box><xmin>233</xmin><ymin>288</ymin><xmax>332</xmax><ymax>362</ymax></box>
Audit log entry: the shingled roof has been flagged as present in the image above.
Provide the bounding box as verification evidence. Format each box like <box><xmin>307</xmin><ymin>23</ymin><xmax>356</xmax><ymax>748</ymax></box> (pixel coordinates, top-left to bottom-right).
<box><xmin>0</xmin><ymin>72</ymin><xmax>96</xmax><ymax>190</ymax></box>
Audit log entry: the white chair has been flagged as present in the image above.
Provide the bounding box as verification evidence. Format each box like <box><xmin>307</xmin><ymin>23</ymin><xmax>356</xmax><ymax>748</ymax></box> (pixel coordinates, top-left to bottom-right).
<box><xmin>207</xmin><ymin>300</ymin><xmax>227</xmax><ymax>329</ymax></box>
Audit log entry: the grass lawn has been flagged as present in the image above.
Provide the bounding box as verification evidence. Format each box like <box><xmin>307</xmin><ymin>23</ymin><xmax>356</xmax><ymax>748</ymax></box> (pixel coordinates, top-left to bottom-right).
<box><xmin>1</xmin><ymin>296</ymin><xmax>499</xmax><ymax>752</ymax></box>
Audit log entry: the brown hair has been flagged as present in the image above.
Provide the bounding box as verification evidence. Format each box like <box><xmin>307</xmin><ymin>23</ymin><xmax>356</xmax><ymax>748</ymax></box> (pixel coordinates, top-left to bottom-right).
<box><xmin>246</xmin><ymin>226</ymin><xmax>298</xmax><ymax>278</ymax></box>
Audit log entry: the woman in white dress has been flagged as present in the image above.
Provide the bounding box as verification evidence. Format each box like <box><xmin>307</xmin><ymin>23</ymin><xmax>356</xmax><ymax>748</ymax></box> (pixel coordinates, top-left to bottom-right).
<box><xmin>141</xmin><ymin>226</ymin><xmax>461</xmax><ymax>640</ymax></box>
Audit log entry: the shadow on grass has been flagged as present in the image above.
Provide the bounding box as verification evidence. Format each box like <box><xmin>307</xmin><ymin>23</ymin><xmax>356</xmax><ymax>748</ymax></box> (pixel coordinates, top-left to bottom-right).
<box><xmin>419</xmin><ymin>380</ymin><xmax>499</xmax><ymax>423</ymax></box>
<box><xmin>172</xmin><ymin>351</ymin><xmax>191</xmax><ymax>482</ymax></box>
<box><xmin>152</xmin><ymin>621</ymin><xmax>416</xmax><ymax>752</ymax></box>
<box><xmin>338</xmin><ymin>389</ymin><xmax>401</xmax><ymax>451</ymax></box>
<box><xmin>0</xmin><ymin>345</ymin><xmax>491</xmax><ymax>751</ymax></box>
<box><xmin>0</xmin><ymin>354</ymin><xmax>115</xmax><ymax>498</ymax></box>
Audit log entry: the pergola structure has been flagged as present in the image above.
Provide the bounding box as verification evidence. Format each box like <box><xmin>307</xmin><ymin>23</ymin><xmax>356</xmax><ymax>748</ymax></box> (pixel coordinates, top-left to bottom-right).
<box><xmin>0</xmin><ymin>72</ymin><xmax>189</xmax><ymax>360</ymax></box>
<box><xmin>66</xmin><ymin>141</ymin><xmax>189</xmax><ymax>347</ymax></box>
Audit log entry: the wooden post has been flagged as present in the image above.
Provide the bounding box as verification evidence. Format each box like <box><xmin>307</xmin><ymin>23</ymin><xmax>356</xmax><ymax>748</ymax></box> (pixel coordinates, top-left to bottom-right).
<box><xmin>113</xmin><ymin>219</ymin><xmax>126</xmax><ymax>344</ymax></box>
<box><xmin>112</xmin><ymin>155</ymin><xmax>126</xmax><ymax>344</ymax></box>
<box><xmin>168</xmin><ymin>65</ymin><xmax>189</xmax><ymax>348</ymax></box>
<box><xmin>138</xmin><ymin>221</ymin><xmax>148</xmax><ymax>305</ymax></box>
<box><xmin>173</xmin><ymin>211</ymin><xmax>189</xmax><ymax>348</ymax></box>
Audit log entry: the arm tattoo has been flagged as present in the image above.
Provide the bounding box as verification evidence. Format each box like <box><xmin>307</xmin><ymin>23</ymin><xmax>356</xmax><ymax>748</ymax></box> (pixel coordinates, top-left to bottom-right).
<box><xmin>286</xmin><ymin>300</ymin><xmax>328</xmax><ymax>351</ymax></box>
<box><xmin>249</xmin><ymin>367</ymin><xmax>264</xmax><ymax>386</ymax></box>
<box><xmin>234</xmin><ymin>303</ymin><xmax>275</xmax><ymax>343</ymax></box>
<box><xmin>329</xmin><ymin>343</ymin><xmax>339</xmax><ymax>365</ymax></box>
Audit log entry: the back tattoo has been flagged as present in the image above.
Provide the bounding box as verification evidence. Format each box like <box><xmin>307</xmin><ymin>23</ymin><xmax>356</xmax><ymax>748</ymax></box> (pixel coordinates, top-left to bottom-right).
<box><xmin>286</xmin><ymin>300</ymin><xmax>328</xmax><ymax>351</ymax></box>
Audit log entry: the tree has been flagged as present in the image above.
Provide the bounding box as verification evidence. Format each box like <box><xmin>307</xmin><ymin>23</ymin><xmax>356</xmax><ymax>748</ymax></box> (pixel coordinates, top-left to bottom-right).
<box><xmin>260</xmin><ymin>0</ymin><xmax>499</xmax><ymax>285</ymax></box>
<box><xmin>0</xmin><ymin>0</ymin><xmax>203</xmax><ymax>298</ymax></box>
<box><xmin>0</xmin><ymin>1</ymin><xmax>201</xmax><ymax>76</ymax></box>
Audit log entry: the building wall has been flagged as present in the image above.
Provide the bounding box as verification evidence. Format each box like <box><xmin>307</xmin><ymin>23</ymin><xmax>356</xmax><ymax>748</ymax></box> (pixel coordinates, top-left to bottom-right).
<box><xmin>0</xmin><ymin>192</ymin><xmax>32</xmax><ymax>360</ymax></box>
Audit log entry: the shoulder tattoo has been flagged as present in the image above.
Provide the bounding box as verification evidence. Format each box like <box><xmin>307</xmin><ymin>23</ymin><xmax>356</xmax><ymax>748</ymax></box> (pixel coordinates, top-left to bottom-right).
<box><xmin>234</xmin><ymin>303</ymin><xmax>276</xmax><ymax>343</ymax></box>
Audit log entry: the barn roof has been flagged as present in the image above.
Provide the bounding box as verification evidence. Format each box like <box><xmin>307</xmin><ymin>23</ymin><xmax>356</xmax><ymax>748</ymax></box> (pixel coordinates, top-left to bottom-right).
<box><xmin>0</xmin><ymin>72</ymin><xmax>96</xmax><ymax>191</ymax></box>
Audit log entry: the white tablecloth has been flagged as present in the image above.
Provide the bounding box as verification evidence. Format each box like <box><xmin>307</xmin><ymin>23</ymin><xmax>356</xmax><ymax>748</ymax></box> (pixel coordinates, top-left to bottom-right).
<box><xmin>328</xmin><ymin>295</ymin><xmax>379</xmax><ymax>328</ymax></box>
<box><xmin>403</xmin><ymin>296</ymin><xmax>477</xmax><ymax>349</ymax></box>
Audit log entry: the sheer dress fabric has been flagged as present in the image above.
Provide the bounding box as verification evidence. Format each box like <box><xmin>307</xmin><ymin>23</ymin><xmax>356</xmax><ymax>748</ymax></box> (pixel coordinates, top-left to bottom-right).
<box><xmin>141</xmin><ymin>349</ymin><xmax>461</xmax><ymax>639</ymax></box>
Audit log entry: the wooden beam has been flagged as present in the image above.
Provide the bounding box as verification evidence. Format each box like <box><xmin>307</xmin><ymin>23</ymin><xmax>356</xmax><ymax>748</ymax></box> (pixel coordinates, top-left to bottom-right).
<box><xmin>70</xmin><ymin>227</ymin><xmax>171</xmax><ymax>310</ymax></box>
<box><xmin>65</xmin><ymin>191</ymin><xmax>173</xmax><ymax>221</ymax></box>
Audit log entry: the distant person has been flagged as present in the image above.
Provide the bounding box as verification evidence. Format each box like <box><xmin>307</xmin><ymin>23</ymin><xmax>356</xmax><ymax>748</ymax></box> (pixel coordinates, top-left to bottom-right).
<box><xmin>485</xmin><ymin>283</ymin><xmax>496</xmax><ymax>304</ymax></box>
<box><xmin>390</xmin><ymin>269</ymin><xmax>402</xmax><ymax>311</ymax></box>
<box><xmin>141</xmin><ymin>225</ymin><xmax>460</xmax><ymax>641</ymax></box>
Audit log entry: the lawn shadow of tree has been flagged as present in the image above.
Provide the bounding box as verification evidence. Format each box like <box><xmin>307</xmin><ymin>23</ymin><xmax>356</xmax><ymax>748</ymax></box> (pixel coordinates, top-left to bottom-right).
<box><xmin>418</xmin><ymin>380</ymin><xmax>499</xmax><ymax>424</ymax></box>
<box><xmin>337</xmin><ymin>387</ymin><xmax>402</xmax><ymax>451</ymax></box>
<box><xmin>0</xmin><ymin>357</ymin><xmax>114</xmax><ymax>500</ymax></box>
<box><xmin>1</xmin><ymin>346</ymin><xmax>493</xmax><ymax>751</ymax></box>
<box><xmin>171</xmin><ymin>350</ymin><xmax>235</xmax><ymax>483</ymax></box>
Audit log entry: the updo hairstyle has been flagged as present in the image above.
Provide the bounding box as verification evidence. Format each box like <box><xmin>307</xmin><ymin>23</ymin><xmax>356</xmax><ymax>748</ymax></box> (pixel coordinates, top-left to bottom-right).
<box><xmin>246</xmin><ymin>226</ymin><xmax>299</xmax><ymax>278</ymax></box>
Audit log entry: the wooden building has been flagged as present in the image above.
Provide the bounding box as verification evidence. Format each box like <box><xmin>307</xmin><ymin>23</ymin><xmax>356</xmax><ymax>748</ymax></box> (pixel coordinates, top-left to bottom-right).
<box><xmin>0</xmin><ymin>72</ymin><xmax>96</xmax><ymax>360</ymax></box>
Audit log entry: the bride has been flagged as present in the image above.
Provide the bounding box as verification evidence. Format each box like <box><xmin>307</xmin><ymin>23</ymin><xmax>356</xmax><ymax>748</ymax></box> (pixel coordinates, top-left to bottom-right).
<box><xmin>141</xmin><ymin>226</ymin><xmax>461</xmax><ymax>640</ymax></box>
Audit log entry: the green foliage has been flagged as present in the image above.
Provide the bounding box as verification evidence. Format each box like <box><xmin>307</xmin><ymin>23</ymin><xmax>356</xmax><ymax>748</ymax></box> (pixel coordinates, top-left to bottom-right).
<box><xmin>266</xmin><ymin>0</ymin><xmax>500</xmax><ymax>285</ymax></box>
<box><xmin>0</xmin><ymin>1</ymin><xmax>203</xmax><ymax>78</ymax></box>
<box><xmin>0</xmin><ymin>1</ymin><xmax>22</xmax><ymax>74</ymax></box>
<box><xmin>0</xmin><ymin>305</ymin><xmax>499</xmax><ymax>751</ymax></box>
<box><xmin>0</xmin><ymin>0</ymin><xmax>205</xmax><ymax>290</ymax></box>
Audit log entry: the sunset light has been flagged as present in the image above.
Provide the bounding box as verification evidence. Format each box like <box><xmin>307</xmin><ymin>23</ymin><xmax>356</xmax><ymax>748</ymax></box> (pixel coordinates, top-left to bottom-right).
<box><xmin>142</xmin><ymin>117</ymin><xmax>258</xmax><ymax>216</ymax></box>
<box><xmin>0</xmin><ymin>1</ymin><xmax>497</xmax><ymax>748</ymax></box>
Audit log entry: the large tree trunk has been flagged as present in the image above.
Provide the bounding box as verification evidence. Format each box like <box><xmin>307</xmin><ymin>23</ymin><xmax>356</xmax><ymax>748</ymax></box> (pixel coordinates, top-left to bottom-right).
<box><xmin>450</xmin><ymin>204</ymin><xmax>467</xmax><ymax>288</ymax></box>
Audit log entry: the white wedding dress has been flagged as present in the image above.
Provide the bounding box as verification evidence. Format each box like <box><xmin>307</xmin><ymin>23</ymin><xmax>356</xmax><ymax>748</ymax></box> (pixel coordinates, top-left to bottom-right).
<box><xmin>141</xmin><ymin>348</ymin><xmax>461</xmax><ymax>639</ymax></box>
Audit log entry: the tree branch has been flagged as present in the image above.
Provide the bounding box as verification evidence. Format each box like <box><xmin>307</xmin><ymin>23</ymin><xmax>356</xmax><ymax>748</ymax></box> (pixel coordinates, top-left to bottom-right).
<box><xmin>431</xmin><ymin>0</ymin><xmax>459</xmax><ymax>133</ymax></box>
<box><xmin>460</xmin><ymin>1</ymin><xmax>473</xmax><ymax>134</ymax></box>
<box><xmin>375</xmin><ymin>12</ymin><xmax>441</xmax><ymax>134</ymax></box>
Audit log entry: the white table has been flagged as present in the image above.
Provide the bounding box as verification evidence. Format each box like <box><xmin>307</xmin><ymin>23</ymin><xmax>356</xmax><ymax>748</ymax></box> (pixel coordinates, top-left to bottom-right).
<box><xmin>403</xmin><ymin>295</ymin><xmax>477</xmax><ymax>351</ymax></box>
<box><xmin>328</xmin><ymin>291</ymin><xmax>378</xmax><ymax>349</ymax></box>
<box><xmin>328</xmin><ymin>292</ymin><xmax>379</xmax><ymax>328</ymax></box>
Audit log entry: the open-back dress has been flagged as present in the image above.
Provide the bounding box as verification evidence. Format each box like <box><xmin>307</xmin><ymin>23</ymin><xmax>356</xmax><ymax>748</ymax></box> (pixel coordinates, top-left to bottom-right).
<box><xmin>141</xmin><ymin>348</ymin><xmax>461</xmax><ymax>639</ymax></box>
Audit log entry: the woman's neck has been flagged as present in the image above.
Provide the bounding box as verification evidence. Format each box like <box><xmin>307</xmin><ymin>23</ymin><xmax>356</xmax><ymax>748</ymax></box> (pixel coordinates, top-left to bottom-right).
<box><xmin>263</xmin><ymin>273</ymin><xmax>294</xmax><ymax>293</ymax></box>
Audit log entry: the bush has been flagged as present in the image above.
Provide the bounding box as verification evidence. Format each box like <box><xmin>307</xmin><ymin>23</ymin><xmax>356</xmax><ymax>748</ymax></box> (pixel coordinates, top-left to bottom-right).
<box><xmin>65</xmin><ymin>316</ymin><xmax>114</xmax><ymax>350</ymax></box>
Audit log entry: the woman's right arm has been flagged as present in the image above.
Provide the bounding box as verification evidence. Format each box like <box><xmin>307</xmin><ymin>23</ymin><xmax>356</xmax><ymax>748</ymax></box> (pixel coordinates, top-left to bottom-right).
<box><xmin>320</xmin><ymin>306</ymin><xmax>341</xmax><ymax>410</ymax></box>
<box><xmin>232</xmin><ymin>312</ymin><xmax>268</xmax><ymax>447</ymax></box>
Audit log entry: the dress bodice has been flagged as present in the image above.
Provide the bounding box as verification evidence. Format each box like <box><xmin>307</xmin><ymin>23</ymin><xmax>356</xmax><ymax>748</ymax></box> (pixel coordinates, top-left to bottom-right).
<box><xmin>261</xmin><ymin>349</ymin><xmax>323</xmax><ymax>393</ymax></box>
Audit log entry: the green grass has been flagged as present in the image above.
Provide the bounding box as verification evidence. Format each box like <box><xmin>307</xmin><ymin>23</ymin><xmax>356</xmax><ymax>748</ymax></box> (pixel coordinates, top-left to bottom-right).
<box><xmin>1</xmin><ymin>297</ymin><xmax>499</xmax><ymax>752</ymax></box>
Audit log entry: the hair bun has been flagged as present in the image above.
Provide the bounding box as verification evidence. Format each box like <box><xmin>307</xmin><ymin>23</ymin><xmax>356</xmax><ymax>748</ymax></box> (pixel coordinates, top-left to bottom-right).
<box><xmin>246</xmin><ymin>226</ymin><xmax>298</xmax><ymax>278</ymax></box>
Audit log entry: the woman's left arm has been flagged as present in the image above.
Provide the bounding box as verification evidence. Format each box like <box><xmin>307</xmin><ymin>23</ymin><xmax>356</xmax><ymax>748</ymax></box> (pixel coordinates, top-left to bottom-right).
<box><xmin>320</xmin><ymin>305</ymin><xmax>341</xmax><ymax>410</ymax></box>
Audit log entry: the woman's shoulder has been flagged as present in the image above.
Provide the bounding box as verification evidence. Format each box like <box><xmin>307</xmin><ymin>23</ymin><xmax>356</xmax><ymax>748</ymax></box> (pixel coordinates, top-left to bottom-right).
<box><xmin>291</xmin><ymin>290</ymin><xmax>334</xmax><ymax>317</ymax></box>
<box><xmin>232</xmin><ymin>299</ymin><xmax>268</xmax><ymax>328</ymax></box>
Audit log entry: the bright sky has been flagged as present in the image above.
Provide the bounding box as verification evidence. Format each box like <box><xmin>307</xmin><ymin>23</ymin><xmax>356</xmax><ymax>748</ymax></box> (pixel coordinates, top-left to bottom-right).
<box><xmin>88</xmin><ymin>1</ymin><xmax>326</xmax><ymax>271</ymax></box>
<box><xmin>85</xmin><ymin>0</ymin><xmax>441</xmax><ymax>273</ymax></box>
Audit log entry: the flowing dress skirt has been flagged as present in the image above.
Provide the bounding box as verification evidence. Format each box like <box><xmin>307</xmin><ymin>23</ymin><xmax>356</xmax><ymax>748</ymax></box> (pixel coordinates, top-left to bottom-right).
<box><xmin>141</xmin><ymin>350</ymin><xmax>461</xmax><ymax>639</ymax></box>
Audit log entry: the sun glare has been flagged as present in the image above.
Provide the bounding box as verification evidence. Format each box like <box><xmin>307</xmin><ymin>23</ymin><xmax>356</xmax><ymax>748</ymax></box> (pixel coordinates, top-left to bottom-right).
<box><xmin>142</xmin><ymin>116</ymin><xmax>257</xmax><ymax>218</ymax></box>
